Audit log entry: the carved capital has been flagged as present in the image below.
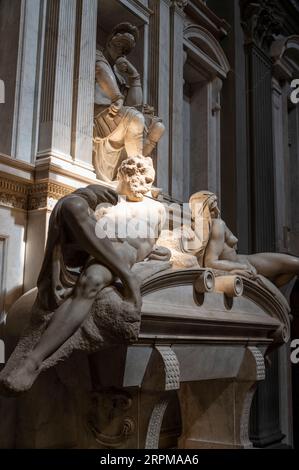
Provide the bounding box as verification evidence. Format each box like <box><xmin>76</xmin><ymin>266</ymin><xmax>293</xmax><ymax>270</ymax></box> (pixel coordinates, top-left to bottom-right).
<box><xmin>240</xmin><ymin>0</ymin><xmax>284</xmax><ymax>51</ymax></box>
<box><xmin>171</xmin><ymin>0</ymin><xmax>188</xmax><ymax>10</ymax></box>
<box><xmin>28</xmin><ymin>182</ymin><xmax>72</xmax><ymax>211</ymax></box>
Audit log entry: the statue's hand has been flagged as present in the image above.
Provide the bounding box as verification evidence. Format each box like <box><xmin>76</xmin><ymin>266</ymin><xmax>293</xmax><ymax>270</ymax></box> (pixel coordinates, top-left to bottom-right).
<box><xmin>247</xmin><ymin>264</ymin><xmax>257</xmax><ymax>276</ymax></box>
<box><xmin>230</xmin><ymin>268</ymin><xmax>256</xmax><ymax>279</ymax></box>
<box><xmin>148</xmin><ymin>245</ymin><xmax>172</xmax><ymax>261</ymax></box>
<box><xmin>108</xmin><ymin>97</ymin><xmax>124</xmax><ymax>118</ymax></box>
<box><xmin>115</xmin><ymin>57</ymin><xmax>138</xmax><ymax>77</ymax></box>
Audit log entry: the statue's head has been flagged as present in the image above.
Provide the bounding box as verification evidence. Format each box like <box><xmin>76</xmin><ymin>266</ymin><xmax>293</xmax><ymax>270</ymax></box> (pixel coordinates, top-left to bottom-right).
<box><xmin>183</xmin><ymin>191</ymin><xmax>220</xmax><ymax>262</ymax></box>
<box><xmin>116</xmin><ymin>156</ymin><xmax>155</xmax><ymax>202</ymax></box>
<box><xmin>106</xmin><ymin>22</ymin><xmax>139</xmax><ymax>61</ymax></box>
<box><xmin>189</xmin><ymin>191</ymin><xmax>220</xmax><ymax>223</ymax></box>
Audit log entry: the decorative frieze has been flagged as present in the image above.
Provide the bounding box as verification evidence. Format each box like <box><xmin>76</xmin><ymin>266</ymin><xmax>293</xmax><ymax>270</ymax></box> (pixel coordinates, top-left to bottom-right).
<box><xmin>0</xmin><ymin>177</ymin><xmax>28</xmax><ymax>210</ymax></box>
<box><xmin>0</xmin><ymin>175</ymin><xmax>72</xmax><ymax>211</ymax></box>
<box><xmin>28</xmin><ymin>182</ymin><xmax>72</xmax><ymax>211</ymax></box>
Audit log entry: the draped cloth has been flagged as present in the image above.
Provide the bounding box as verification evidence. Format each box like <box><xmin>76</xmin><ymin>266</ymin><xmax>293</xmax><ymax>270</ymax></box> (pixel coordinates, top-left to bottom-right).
<box><xmin>93</xmin><ymin>106</ymin><xmax>142</xmax><ymax>182</ymax></box>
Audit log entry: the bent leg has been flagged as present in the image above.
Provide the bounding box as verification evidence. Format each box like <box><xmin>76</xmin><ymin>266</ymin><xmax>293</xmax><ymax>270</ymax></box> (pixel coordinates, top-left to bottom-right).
<box><xmin>248</xmin><ymin>253</ymin><xmax>299</xmax><ymax>286</ymax></box>
<box><xmin>124</xmin><ymin>111</ymin><xmax>145</xmax><ymax>157</ymax></box>
<box><xmin>31</xmin><ymin>263</ymin><xmax>113</xmax><ymax>365</ymax></box>
<box><xmin>143</xmin><ymin>119</ymin><xmax>165</xmax><ymax>157</ymax></box>
<box><xmin>5</xmin><ymin>263</ymin><xmax>113</xmax><ymax>392</ymax></box>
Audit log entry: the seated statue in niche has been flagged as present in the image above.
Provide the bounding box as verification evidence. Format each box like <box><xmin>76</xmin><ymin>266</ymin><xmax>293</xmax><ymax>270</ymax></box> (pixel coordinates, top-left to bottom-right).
<box><xmin>158</xmin><ymin>190</ymin><xmax>299</xmax><ymax>287</ymax></box>
<box><xmin>0</xmin><ymin>156</ymin><xmax>170</xmax><ymax>394</ymax></box>
<box><xmin>93</xmin><ymin>22</ymin><xmax>165</xmax><ymax>182</ymax></box>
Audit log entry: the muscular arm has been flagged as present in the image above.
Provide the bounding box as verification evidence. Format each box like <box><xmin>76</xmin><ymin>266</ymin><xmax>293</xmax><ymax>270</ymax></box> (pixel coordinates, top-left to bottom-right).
<box><xmin>115</xmin><ymin>57</ymin><xmax>143</xmax><ymax>107</ymax></box>
<box><xmin>126</xmin><ymin>82</ymin><xmax>143</xmax><ymax>107</ymax></box>
<box><xmin>62</xmin><ymin>197</ymin><xmax>132</xmax><ymax>280</ymax></box>
<box><xmin>204</xmin><ymin>219</ymin><xmax>248</xmax><ymax>271</ymax></box>
<box><xmin>95</xmin><ymin>61</ymin><xmax>122</xmax><ymax>101</ymax></box>
<box><xmin>148</xmin><ymin>207</ymin><xmax>171</xmax><ymax>261</ymax></box>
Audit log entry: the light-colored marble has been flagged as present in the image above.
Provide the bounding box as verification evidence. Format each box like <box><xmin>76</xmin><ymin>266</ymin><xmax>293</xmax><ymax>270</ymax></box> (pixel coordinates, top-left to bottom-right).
<box><xmin>72</xmin><ymin>0</ymin><xmax>97</xmax><ymax>167</ymax></box>
<box><xmin>169</xmin><ymin>4</ymin><xmax>185</xmax><ymax>201</ymax></box>
<box><xmin>37</xmin><ymin>0</ymin><xmax>77</xmax><ymax>160</ymax></box>
<box><xmin>12</xmin><ymin>0</ymin><xmax>45</xmax><ymax>163</ymax></box>
<box><xmin>0</xmin><ymin>206</ymin><xmax>26</xmax><ymax>314</ymax></box>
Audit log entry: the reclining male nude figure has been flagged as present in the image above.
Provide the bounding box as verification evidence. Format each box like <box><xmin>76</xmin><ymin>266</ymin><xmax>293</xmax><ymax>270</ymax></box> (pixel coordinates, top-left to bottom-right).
<box><xmin>0</xmin><ymin>156</ymin><xmax>169</xmax><ymax>393</ymax></box>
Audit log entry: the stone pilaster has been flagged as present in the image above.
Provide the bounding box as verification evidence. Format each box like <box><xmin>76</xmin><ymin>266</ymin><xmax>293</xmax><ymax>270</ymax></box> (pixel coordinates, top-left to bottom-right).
<box><xmin>71</xmin><ymin>0</ymin><xmax>97</xmax><ymax>169</ymax></box>
<box><xmin>11</xmin><ymin>0</ymin><xmax>45</xmax><ymax>163</ymax></box>
<box><xmin>272</xmin><ymin>78</ymin><xmax>289</xmax><ymax>252</ymax></box>
<box><xmin>169</xmin><ymin>1</ymin><xmax>185</xmax><ymax>201</ymax></box>
<box><xmin>37</xmin><ymin>0</ymin><xmax>77</xmax><ymax>161</ymax></box>
<box><xmin>241</xmin><ymin>3</ymin><xmax>284</xmax><ymax>445</ymax></box>
<box><xmin>246</xmin><ymin>44</ymin><xmax>276</xmax><ymax>253</ymax></box>
<box><xmin>0</xmin><ymin>0</ymin><xmax>23</xmax><ymax>156</ymax></box>
<box><xmin>148</xmin><ymin>0</ymin><xmax>171</xmax><ymax>194</ymax></box>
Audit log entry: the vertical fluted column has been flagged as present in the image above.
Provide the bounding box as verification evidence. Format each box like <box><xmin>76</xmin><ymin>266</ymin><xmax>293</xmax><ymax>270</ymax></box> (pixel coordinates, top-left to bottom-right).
<box><xmin>37</xmin><ymin>0</ymin><xmax>77</xmax><ymax>161</ymax></box>
<box><xmin>246</xmin><ymin>45</ymin><xmax>282</xmax><ymax>448</ymax></box>
<box><xmin>169</xmin><ymin>1</ymin><xmax>185</xmax><ymax>201</ymax></box>
<box><xmin>246</xmin><ymin>44</ymin><xmax>276</xmax><ymax>252</ymax></box>
<box><xmin>272</xmin><ymin>78</ymin><xmax>289</xmax><ymax>252</ymax></box>
<box><xmin>11</xmin><ymin>0</ymin><xmax>45</xmax><ymax>163</ymax></box>
<box><xmin>148</xmin><ymin>0</ymin><xmax>171</xmax><ymax>194</ymax></box>
<box><xmin>71</xmin><ymin>0</ymin><xmax>97</xmax><ymax>169</ymax></box>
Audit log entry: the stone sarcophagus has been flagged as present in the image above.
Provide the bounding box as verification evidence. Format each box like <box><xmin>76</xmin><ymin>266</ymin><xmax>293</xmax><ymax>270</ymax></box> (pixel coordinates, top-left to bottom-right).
<box><xmin>0</xmin><ymin>266</ymin><xmax>289</xmax><ymax>449</ymax></box>
<box><xmin>86</xmin><ymin>268</ymin><xmax>289</xmax><ymax>450</ymax></box>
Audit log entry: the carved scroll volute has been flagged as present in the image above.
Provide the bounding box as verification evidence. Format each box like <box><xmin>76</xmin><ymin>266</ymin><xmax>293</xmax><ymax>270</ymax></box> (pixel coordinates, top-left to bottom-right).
<box><xmin>171</xmin><ymin>0</ymin><xmax>188</xmax><ymax>10</ymax></box>
<box><xmin>240</xmin><ymin>0</ymin><xmax>284</xmax><ymax>51</ymax></box>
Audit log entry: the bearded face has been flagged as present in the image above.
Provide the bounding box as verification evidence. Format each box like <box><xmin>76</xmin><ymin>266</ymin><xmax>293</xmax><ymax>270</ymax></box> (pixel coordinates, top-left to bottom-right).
<box><xmin>116</xmin><ymin>156</ymin><xmax>155</xmax><ymax>202</ymax></box>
